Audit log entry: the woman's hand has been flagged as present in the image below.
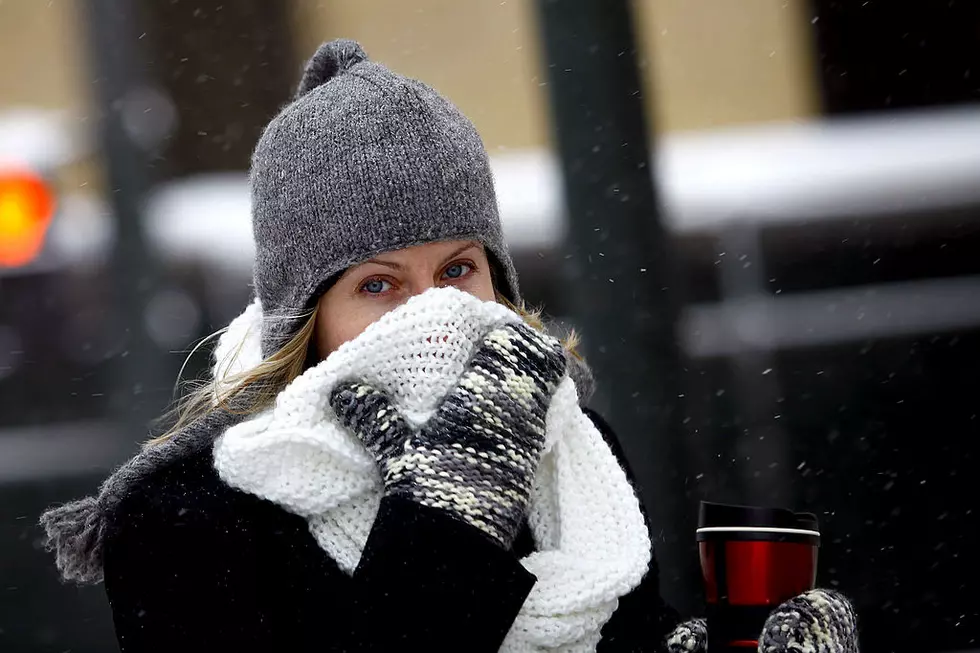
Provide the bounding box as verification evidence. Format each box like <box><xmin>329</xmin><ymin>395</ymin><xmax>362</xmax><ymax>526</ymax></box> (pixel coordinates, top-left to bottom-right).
<box><xmin>664</xmin><ymin>589</ymin><xmax>860</xmax><ymax>652</ymax></box>
<box><xmin>330</xmin><ymin>321</ymin><xmax>567</xmax><ymax>549</ymax></box>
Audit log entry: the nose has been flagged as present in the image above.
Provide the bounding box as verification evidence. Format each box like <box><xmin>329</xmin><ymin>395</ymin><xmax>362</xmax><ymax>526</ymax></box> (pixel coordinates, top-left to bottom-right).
<box><xmin>404</xmin><ymin>275</ymin><xmax>439</xmax><ymax>301</ymax></box>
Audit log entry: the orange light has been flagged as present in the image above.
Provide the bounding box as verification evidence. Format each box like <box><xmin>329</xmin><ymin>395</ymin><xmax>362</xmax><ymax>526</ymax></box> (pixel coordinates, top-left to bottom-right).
<box><xmin>0</xmin><ymin>168</ymin><xmax>56</xmax><ymax>267</ymax></box>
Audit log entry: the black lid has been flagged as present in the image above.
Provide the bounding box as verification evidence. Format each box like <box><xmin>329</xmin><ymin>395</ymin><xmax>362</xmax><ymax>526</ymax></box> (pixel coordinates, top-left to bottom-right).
<box><xmin>698</xmin><ymin>501</ymin><xmax>819</xmax><ymax>532</ymax></box>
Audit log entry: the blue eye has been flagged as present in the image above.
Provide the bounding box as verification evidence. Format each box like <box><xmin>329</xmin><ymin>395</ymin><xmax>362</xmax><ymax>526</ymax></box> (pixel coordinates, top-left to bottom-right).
<box><xmin>361</xmin><ymin>279</ymin><xmax>391</xmax><ymax>294</ymax></box>
<box><xmin>443</xmin><ymin>262</ymin><xmax>472</xmax><ymax>280</ymax></box>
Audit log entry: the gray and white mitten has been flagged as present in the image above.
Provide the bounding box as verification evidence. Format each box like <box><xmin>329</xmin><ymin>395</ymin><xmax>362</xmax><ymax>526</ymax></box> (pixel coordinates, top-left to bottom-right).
<box><xmin>759</xmin><ymin>589</ymin><xmax>859</xmax><ymax>653</ymax></box>
<box><xmin>330</xmin><ymin>322</ymin><xmax>566</xmax><ymax>548</ymax></box>
<box><xmin>665</xmin><ymin>617</ymin><xmax>708</xmax><ymax>652</ymax></box>
<box><xmin>664</xmin><ymin>589</ymin><xmax>859</xmax><ymax>652</ymax></box>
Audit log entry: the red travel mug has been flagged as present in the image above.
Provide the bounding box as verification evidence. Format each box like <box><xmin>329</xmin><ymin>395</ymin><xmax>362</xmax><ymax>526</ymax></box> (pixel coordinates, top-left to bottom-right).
<box><xmin>697</xmin><ymin>501</ymin><xmax>820</xmax><ymax>652</ymax></box>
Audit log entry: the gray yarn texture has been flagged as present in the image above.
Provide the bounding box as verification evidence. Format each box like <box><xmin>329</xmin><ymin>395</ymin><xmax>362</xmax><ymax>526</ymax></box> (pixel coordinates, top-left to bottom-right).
<box><xmin>252</xmin><ymin>38</ymin><xmax>521</xmax><ymax>356</ymax></box>
<box><xmin>664</xmin><ymin>589</ymin><xmax>860</xmax><ymax>653</ymax></box>
<box><xmin>330</xmin><ymin>322</ymin><xmax>567</xmax><ymax>548</ymax></box>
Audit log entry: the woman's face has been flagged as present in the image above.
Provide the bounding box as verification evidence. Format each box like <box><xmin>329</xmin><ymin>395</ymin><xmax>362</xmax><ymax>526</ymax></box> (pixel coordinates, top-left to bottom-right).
<box><xmin>314</xmin><ymin>239</ymin><xmax>497</xmax><ymax>358</ymax></box>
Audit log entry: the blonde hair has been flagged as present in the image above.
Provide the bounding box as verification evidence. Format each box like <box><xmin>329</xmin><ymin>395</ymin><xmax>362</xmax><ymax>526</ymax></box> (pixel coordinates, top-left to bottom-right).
<box><xmin>149</xmin><ymin>293</ymin><xmax>579</xmax><ymax>446</ymax></box>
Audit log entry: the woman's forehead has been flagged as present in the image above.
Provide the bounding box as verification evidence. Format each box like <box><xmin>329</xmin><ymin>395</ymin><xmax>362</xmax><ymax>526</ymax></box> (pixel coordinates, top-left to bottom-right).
<box><xmin>365</xmin><ymin>240</ymin><xmax>484</xmax><ymax>265</ymax></box>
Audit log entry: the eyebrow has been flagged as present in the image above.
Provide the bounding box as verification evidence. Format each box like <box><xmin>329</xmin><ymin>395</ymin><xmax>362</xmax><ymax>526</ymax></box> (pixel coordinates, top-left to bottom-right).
<box><xmin>367</xmin><ymin>241</ymin><xmax>480</xmax><ymax>271</ymax></box>
<box><xmin>365</xmin><ymin>258</ymin><xmax>403</xmax><ymax>271</ymax></box>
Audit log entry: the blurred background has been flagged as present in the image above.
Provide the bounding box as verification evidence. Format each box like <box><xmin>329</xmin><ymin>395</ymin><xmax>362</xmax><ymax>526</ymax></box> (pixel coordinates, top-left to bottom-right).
<box><xmin>2</xmin><ymin>1</ymin><xmax>978</xmax><ymax>651</ymax></box>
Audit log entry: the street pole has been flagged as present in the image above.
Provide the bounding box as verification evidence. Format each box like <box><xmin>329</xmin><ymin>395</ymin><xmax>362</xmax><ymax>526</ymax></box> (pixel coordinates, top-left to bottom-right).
<box><xmin>80</xmin><ymin>0</ymin><xmax>166</xmax><ymax>440</ymax></box>
<box><xmin>533</xmin><ymin>0</ymin><xmax>698</xmax><ymax>613</ymax></box>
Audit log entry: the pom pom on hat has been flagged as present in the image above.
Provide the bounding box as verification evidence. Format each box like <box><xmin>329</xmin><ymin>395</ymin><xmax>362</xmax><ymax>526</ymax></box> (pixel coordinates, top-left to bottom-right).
<box><xmin>295</xmin><ymin>39</ymin><xmax>369</xmax><ymax>99</ymax></box>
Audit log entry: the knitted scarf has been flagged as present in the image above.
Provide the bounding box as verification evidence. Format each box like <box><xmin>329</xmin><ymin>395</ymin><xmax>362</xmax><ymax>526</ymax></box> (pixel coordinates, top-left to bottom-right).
<box><xmin>40</xmin><ymin>288</ymin><xmax>650</xmax><ymax>651</ymax></box>
<box><xmin>213</xmin><ymin>288</ymin><xmax>652</xmax><ymax>652</ymax></box>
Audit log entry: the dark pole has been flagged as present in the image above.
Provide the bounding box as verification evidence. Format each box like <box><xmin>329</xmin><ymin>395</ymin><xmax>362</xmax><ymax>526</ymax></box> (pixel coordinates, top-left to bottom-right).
<box><xmin>81</xmin><ymin>0</ymin><xmax>166</xmax><ymax>439</ymax></box>
<box><xmin>533</xmin><ymin>0</ymin><xmax>698</xmax><ymax>612</ymax></box>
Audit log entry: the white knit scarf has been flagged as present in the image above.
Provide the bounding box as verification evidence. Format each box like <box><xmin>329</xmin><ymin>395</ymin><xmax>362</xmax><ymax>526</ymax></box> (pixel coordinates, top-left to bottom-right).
<box><xmin>212</xmin><ymin>288</ymin><xmax>651</xmax><ymax>652</ymax></box>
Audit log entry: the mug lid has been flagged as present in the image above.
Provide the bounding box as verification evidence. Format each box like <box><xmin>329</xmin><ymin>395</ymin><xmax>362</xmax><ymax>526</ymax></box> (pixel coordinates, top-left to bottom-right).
<box><xmin>698</xmin><ymin>500</ymin><xmax>819</xmax><ymax>533</ymax></box>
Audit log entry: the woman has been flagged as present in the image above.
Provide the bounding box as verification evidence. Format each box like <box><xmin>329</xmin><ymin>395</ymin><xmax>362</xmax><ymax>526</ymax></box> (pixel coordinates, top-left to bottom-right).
<box><xmin>41</xmin><ymin>40</ymin><xmax>858</xmax><ymax>652</ymax></box>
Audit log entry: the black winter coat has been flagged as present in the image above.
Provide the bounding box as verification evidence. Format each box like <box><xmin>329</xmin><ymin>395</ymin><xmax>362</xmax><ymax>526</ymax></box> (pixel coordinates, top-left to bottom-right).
<box><xmin>103</xmin><ymin>409</ymin><xmax>680</xmax><ymax>652</ymax></box>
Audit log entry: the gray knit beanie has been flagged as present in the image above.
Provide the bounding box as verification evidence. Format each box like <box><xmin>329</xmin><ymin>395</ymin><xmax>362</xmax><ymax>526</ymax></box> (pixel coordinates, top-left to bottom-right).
<box><xmin>251</xmin><ymin>39</ymin><xmax>521</xmax><ymax>356</ymax></box>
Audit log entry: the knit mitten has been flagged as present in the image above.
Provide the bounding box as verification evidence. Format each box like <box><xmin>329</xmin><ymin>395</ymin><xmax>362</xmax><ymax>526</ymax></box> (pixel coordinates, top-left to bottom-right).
<box><xmin>664</xmin><ymin>589</ymin><xmax>859</xmax><ymax>652</ymax></box>
<box><xmin>330</xmin><ymin>322</ymin><xmax>566</xmax><ymax>548</ymax></box>
<box><xmin>759</xmin><ymin>589</ymin><xmax>859</xmax><ymax>652</ymax></box>
<box><xmin>665</xmin><ymin>617</ymin><xmax>708</xmax><ymax>653</ymax></box>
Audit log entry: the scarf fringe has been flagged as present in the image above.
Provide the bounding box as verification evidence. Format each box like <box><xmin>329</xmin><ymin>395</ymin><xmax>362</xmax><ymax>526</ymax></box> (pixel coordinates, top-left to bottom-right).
<box><xmin>39</xmin><ymin>496</ymin><xmax>106</xmax><ymax>584</ymax></box>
